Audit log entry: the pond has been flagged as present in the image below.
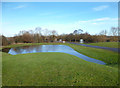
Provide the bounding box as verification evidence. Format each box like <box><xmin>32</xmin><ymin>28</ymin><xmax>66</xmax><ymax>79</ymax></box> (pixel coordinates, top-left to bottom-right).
<box><xmin>2</xmin><ymin>45</ymin><xmax>106</xmax><ymax>65</ymax></box>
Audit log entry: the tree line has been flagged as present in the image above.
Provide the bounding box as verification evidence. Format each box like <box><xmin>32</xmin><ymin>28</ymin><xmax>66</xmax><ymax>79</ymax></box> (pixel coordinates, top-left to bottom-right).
<box><xmin>1</xmin><ymin>27</ymin><xmax>119</xmax><ymax>46</ymax></box>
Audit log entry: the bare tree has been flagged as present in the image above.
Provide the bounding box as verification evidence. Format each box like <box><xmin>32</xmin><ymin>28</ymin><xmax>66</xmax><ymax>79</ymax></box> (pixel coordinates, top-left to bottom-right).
<box><xmin>50</xmin><ymin>30</ymin><xmax>58</xmax><ymax>42</ymax></box>
<box><xmin>51</xmin><ymin>30</ymin><xmax>57</xmax><ymax>36</ymax></box>
<box><xmin>110</xmin><ymin>27</ymin><xmax>118</xmax><ymax>36</ymax></box>
<box><xmin>109</xmin><ymin>27</ymin><xmax>118</xmax><ymax>42</ymax></box>
<box><xmin>43</xmin><ymin>28</ymin><xmax>50</xmax><ymax>36</ymax></box>
<box><xmin>118</xmin><ymin>27</ymin><xmax>120</xmax><ymax>36</ymax></box>
<box><xmin>78</xmin><ymin>29</ymin><xmax>83</xmax><ymax>34</ymax></box>
<box><xmin>99</xmin><ymin>30</ymin><xmax>107</xmax><ymax>36</ymax></box>
<box><xmin>35</xmin><ymin>27</ymin><xmax>42</xmax><ymax>36</ymax></box>
<box><xmin>99</xmin><ymin>30</ymin><xmax>108</xmax><ymax>42</ymax></box>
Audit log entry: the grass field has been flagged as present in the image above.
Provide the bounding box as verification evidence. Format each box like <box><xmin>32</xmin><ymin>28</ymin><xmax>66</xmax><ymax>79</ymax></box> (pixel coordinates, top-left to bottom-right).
<box><xmin>0</xmin><ymin>52</ymin><xmax>1</xmax><ymax>86</ymax></box>
<box><xmin>2</xmin><ymin>52</ymin><xmax>118</xmax><ymax>86</ymax></box>
<box><xmin>65</xmin><ymin>43</ymin><xmax>118</xmax><ymax>67</ymax></box>
<box><xmin>2</xmin><ymin>42</ymin><xmax>119</xmax><ymax>86</ymax></box>
<box><xmin>3</xmin><ymin>42</ymin><xmax>118</xmax><ymax>66</ymax></box>
<box><xmin>85</xmin><ymin>42</ymin><xmax>119</xmax><ymax>48</ymax></box>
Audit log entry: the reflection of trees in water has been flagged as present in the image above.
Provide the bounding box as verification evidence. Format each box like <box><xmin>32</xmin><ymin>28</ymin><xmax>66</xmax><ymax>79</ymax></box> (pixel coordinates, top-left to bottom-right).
<box><xmin>28</xmin><ymin>45</ymin><xmax>44</xmax><ymax>52</ymax></box>
<box><xmin>2</xmin><ymin>48</ymin><xmax>11</xmax><ymax>53</ymax></box>
<box><xmin>12</xmin><ymin>47</ymin><xmax>23</xmax><ymax>54</ymax></box>
<box><xmin>10</xmin><ymin>45</ymin><xmax>63</xmax><ymax>54</ymax></box>
<box><xmin>34</xmin><ymin>46</ymin><xmax>42</xmax><ymax>52</ymax></box>
<box><xmin>3</xmin><ymin>45</ymin><xmax>64</xmax><ymax>54</ymax></box>
<box><xmin>40</xmin><ymin>45</ymin><xmax>58</xmax><ymax>52</ymax></box>
<box><xmin>12</xmin><ymin>45</ymin><xmax>42</xmax><ymax>54</ymax></box>
<box><xmin>21</xmin><ymin>46</ymin><xmax>32</xmax><ymax>53</ymax></box>
<box><xmin>23</xmin><ymin>45</ymin><xmax>40</xmax><ymax>53</ymax></box>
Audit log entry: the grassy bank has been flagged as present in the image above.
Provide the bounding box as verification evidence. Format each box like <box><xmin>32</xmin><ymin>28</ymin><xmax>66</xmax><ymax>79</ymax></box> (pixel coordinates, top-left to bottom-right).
<box><xmin>2</xmin><ymin>43</ymin><xmax>62</xmax><ymax>48</ymax></box>
<box><xmin>3</xmin><ymin>42</ymin><xmax>118</xmax><ymax>67</ymax></box>
<box><xmin>2</xmin><ymin>43</ymin><xmax>118</xmax><ymax>86</ymax></box>
<box><xmin>2</xmin><ymin>52</ymin><xmax>118</xmax><ymax>86</ymax></box>
<box><xmin>85</xmin><ymin>42</ymin><xmax>119</xmax><ymax>48</ymax></box>
<box><xmin>0</xmin><ymin>52</ymin><xmax>1</xmax><ymax>86</ymax></box>
<box><xmin>65</xmin><ymin>43</ymin><xmax>118</xmax><ymax>67</ymax></box>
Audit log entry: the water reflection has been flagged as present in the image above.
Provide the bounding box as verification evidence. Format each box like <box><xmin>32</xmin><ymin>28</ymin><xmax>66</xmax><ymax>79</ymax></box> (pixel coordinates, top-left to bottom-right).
<box><xmin>3</xmin><ymin>45</ymin><xmax>106</xmax><ymax>65</ymax></box>
<box><xmin>2</xmin><ymin>48</ymin><xmax>11</xmax><ymax>53</ymax></box>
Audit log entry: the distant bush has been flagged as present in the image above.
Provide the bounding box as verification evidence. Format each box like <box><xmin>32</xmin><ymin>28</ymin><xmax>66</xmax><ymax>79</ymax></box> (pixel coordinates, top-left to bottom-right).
<box><xmin>1</xmin><ymin>35</ymin><xmax>9</xmax><ymax>46</ymax></box>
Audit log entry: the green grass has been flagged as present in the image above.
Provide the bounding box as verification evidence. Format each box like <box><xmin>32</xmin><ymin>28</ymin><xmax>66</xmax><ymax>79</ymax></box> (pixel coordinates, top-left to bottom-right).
<box><xmin>65</xmin><ymin>43</ymin><xmax>118</xmax><ymax>67</ymax></box>
<box><xmin>85</xmin><ymin>42</ymin><xmax>119</xmax><ymax>48</ymax></box>
<box><xmin>0</xmin><ymin>52</ymin><xmax>1</xmax><ymax>86</ymax></box>
<box><xmin>2</xmin><ymin>43</ymin><xmax>119</xmax><ymax>86</ymax></box>
<box><xmin>2</xmin><ymin>52</ymin><xmax>118</xmax><ymax>86</ymax></box>
<box><xmin>2</xmin><ymin>43</ymin><xmax>61</xmax><ymax>48</ymax></box>
<box><xmin>3</xmin><ymin>43</ymin><xmax>118</xmax><ymax>66</ymax></box>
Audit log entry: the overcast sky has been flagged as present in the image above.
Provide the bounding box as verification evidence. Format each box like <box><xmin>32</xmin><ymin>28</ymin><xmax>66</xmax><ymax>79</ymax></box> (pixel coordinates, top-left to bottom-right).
<box><xmin>2</xmin><ymin>2</ymin><xmax>118</xmax><ymax>37</ymax></box>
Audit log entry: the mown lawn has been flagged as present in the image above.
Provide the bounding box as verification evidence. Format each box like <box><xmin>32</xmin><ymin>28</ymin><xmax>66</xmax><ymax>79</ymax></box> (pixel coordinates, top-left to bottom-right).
<box><xmin>0</xmin><ymin>52</ymin><xmax>1</xmax><ymax>86</ymax></box>
<box><xmin>2</xmin><ymin>43</ymin><xmax>119</xmax><ymax>86</ymax></box>
<box><xmin>85</xmin><ymin>42</ymin><xmax>119</xmax><ymax>48</ymax></box>
<box><xmin>2</xmin><ymin>52</ymin><xmax>118</xmax><ymax>86</ymax></box>
<box><xmin>2</xmin><ymin>42</ymin><xmax>118</xmax><ymax>67</ymax></box>
<box><xmin>2</xmin><ymin>43</ymin><xmax>62</xmax><ymax>48</ymax></box>
<box><xmin>65</xmin><ymin>43</ymin><xmax>118</xmax><ymax>67</ymax></box>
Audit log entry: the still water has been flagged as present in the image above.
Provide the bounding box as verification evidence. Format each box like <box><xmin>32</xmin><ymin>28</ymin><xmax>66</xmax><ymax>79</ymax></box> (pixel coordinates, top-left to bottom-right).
<box><xmin>2</xmin><ymin>45</ymin><xmax>106</xmax><ymax>65</ymax></box>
